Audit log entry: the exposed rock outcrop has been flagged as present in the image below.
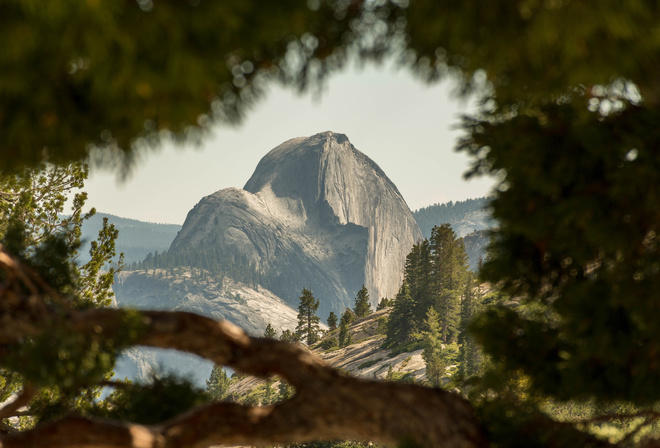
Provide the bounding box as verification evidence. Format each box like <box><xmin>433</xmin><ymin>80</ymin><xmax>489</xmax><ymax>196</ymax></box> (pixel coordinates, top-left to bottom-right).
<box><xmin>113</xmin><ymin>270</ymin><xmax>299</xmax><ymax>335</ymax></box>
<box><xmin>463</xmin><ymin>229</ymin><xmax>490</xmax><ymax>271</ymax></box>
<box><xmin>170</xmin><ymin>131</ymin><xmax>423</xmax><ymax>314</ymax></box>
<box><xmin>112</xmin><ymin>269</ymin><xmax>300</xmax><ymax>386</ymax></box>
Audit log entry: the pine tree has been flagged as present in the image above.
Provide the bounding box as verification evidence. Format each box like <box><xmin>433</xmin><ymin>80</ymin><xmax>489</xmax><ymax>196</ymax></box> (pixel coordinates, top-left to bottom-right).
<box><xmin>338</xmin><ymin>308</ymin><xmax>355</xmax><ymax>348</ymax></box>
<box><xmin>206</xmin><ymin>365</ymin><xmax>232</xmax><ymax>401</ymax></box>
<box><xmin>420</xmin><ymin>308</ymin><xmax>459</xmax><ymax>388</ymax></box>
<box><xmin>263</xmin><ymin>323</ymin><xmax>277</xmax><ymax>339</ymax></box>
<box><xmin>264</xmin><ymin>378</ymin><xmax>274</xmax><ymax>405</ymax></box>
<box><xmin>327</xmin><ymin>312</ymin><xmax>338</xmax><ymax>332</ymax></box>
<box><xmin>376</xmin><ymin>297</ymin><xmax>393</xmax><ymax>310</ymax></box>
<box><xmin>295</xmin><ymin>288</ymin><xmax>321</xmax><ymax>345</ymax></box>
<box><xmin>406</xmin><ymin>240</ymin><xmax>433</xmax><ymax>326</ymax></box>
<box><xmin>458</xmin><ymin>273</ymin><xmax>483</xmax><ymax>379</ymax></box>
<box><xmin>384</xmin><ymin>282</ymin><xmax>416</xmax><ymax>347</ymax></box>
<box><xmin>353</xmin><ymin>285</ymin><xmax>372</xmax><ymax>318</ymax></box>
<box><xmin>430</xmin><ymin>224</ymin><xmax>469</xmax><ymax>344</ymax></box>
<box><xmin>279</xmin><ymin>329</ymin><xmax>299</xmax><ymax>344</ymax></box>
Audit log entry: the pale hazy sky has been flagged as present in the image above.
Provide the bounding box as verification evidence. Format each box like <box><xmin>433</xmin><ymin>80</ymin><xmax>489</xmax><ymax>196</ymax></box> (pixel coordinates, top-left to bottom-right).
<box><xmin>83</xmin><ymin>62</ymin><xmax>495</xmax><ymax>225</ymax></box>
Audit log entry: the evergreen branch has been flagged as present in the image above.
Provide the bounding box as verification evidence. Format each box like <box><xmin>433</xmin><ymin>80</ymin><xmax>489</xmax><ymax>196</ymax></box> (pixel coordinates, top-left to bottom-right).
<box><xmin>0</xmin><ymin>191</ymin><xmax>19</xmax><ymax>204</ymax></box>
<box><xmin>575</xmin><ymin>410</ymin><xmax>660</xmax><ymax>426</ymax></box>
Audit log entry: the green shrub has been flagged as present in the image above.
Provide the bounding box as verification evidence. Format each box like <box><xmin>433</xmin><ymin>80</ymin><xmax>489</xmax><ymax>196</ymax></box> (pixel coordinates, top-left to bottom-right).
<box><xmin>319</xmin><ymin>337</ymin><xmax>339</xmax><ymax>350</ymax></box>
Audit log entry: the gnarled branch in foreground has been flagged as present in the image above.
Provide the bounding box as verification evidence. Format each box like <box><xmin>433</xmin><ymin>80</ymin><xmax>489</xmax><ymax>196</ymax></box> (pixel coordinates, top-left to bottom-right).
<box><xmin>0</xmin><ymin>244</ymin><xmax>487</xmax><ymax>448</ymax></box>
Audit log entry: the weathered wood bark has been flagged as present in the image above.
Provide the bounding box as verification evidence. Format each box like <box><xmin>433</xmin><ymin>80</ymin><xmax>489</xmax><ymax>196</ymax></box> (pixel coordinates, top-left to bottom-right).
<box><xmin>0</xmin><ymin>245</ymin><xmax>487</xmax><ymax>448</ymax></box>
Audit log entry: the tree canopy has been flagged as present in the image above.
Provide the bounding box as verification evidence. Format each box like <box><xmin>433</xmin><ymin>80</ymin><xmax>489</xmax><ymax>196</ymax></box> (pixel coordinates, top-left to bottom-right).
<box><xmin>2</xmin><ymin>1</ymin><xmax>660</xmax><ymax>447</ymax></box>
<box><xmin>5</xmin><ymin>1</ymin><xmax>657</xmax><ymax>173</ymax></box>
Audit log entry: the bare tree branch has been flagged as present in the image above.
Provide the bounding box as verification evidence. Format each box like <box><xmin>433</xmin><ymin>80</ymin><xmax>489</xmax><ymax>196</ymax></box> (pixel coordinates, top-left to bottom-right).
<box><xmin>0</xmin><ymin>385</ymin><xmax>36</xmax><ymax>420</ymax></box>
<box><xmin>0</xmin><ymin>307</ymin><xmax>487</xmax><ymax>448</ymax></box>
<box><xmin>0</xmin><ymin>242</ymin><xmax>487</xmax><ymax>448</ymax></box>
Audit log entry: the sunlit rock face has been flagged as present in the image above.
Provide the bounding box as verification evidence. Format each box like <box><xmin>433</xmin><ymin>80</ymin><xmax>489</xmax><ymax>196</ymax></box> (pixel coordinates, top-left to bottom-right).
<box><xmin>170</xmin><ymin>131</ymin><xmax>423</xmax><ymax>315</ymax></box>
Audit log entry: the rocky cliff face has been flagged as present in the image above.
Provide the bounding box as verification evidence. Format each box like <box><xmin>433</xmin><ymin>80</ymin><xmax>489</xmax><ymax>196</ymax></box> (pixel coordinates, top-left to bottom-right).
<box><xmin>170</xmin><ymin>131</ymin><xmax>422</xmax><ymax>314</ymax></box>
<box><xmin>463</xmin><ymin>229</ymin><xmax>490</xmax><ymax>271</ymax></box>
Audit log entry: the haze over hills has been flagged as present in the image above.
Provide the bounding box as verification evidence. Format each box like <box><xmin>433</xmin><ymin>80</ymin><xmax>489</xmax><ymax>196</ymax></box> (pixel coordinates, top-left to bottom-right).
<box><xmin>79</xmin><ymin>212</ymin><xmax>181</xmax><ymax>264</ymax></box>
<box><xmin>413</xmin><ymin>197</ymin><xmax>493</xmax><ymax>239</ymax></box>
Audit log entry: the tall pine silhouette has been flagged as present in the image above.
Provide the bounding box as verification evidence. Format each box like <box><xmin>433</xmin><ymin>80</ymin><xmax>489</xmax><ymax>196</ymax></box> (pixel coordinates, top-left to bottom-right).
<box><xmin>295</xmin><ymin>288</ymin><xmax>321</xmax><ymax>345</ymax></box>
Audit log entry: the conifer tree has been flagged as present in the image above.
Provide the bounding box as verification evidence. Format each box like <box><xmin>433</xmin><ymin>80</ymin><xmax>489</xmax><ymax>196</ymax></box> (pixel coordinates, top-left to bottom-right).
<box><xmin>259</xmin><ymin>322</ymin><xmax>276</xmax><ymax>404</ymax></box>
<box><xmin>0</xmin><ymin>163</ymin><xmax>124</xmax><ymax>422</ymax></box>
<box><xmin>353</xmin><ymin>285</ymin><xmax>372</xmax><ymax>318</ymax></box>
<box><xmin>421</xmin><ymin>308</ymin><xmax>459</xmax><ymax>388</ymax></box>
<box><xmin>278</xmin><ymin>380</ymin><xmax>295</xmax><ymax>401</ymax></box>
<box><xmin>384</xmin><ymin>282</ymin><xmax>416</xmax><ymax>347</ymax></box>
<box><xmin>376</xmin><ymin>297</ymin><xmax>393</xmax><ymax>310</ymax></box>
<box><xmin>338</xmin><ymin>308</ymin><xmax>355</xmax><ymax>348</ymax></box>
<box><xmin>206</xmin><ymin>365</ymin><xmax>232</xmax><ymax>401</ymax></box>
<box><xmin>295</xmin><ymin>288</ymin><xmax>321</xmax><ymax>346</ymax></box>
<box><xmin>279</xmin><ymin>329</ymin><xmax>299</xmax><ymax>344</ymax></box>
<box><xmin>263</xmin><ymin>323</ymin><xmax>277</xmax><ymax>339</ymax></box>
<box><xmin>430</xmin><ymin>224</ymin><xmax>469</xmax><ymax>344</ymax></box>
<box><xmin>327</xmin><ymin>312</ymin><xmax>338</xmax><ymax>332</ymax></box>
<box><xmin>458</xmin><ymin>273</ymin><xmax>483</xmax><ymax>379</ymax></box>
<box><xmin>406</xmin><ymin>240</ymin><xmax>433</xmax><ymax>324</ymax></box>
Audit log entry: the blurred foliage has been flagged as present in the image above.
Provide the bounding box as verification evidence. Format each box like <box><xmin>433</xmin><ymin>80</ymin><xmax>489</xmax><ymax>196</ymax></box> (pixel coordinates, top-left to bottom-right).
<box><xmin>0</xmin><ymin>164</ymin><xmax>130</xmax><ymax>428</ymax></box>
<box><xmin>0</xmin><ymin>163</ymin><xmax>124</xmax><ymax>307</ymax></box>
<box><xmin>464</xmin><ymin>99</ymin><xmax>660</xmax><ymax>406</ymax></box>
<box><xmin>6</xmin><ymin>1</ymin><xmax>657</xmax><ymax>174</ymax></box>
<box><xmin>0</xmin><ymin>0</ymin><xmax>401</xmax><ymax>172</ymax></box>
<box><xmin>3</xmin><ymin>1</ymin><xmax>660</xmax><ymax>446</ymax></box>
<box><xmin>96</xmin><ymin>373</ymin><xmax>208</xmax><ymax>424</ymax></box>
<box><xmin>288</xmin><ymin>440</ymin><xmax>384</xmax><ymax>448</ymax></box>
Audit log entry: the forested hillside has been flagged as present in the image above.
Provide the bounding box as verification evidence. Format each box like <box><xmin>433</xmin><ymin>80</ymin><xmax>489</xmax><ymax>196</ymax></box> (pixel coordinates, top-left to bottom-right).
<box><xmin>79</xmin><ymin>212</ymin><xmax>181</xmax><ymax>264</ymax></box>
<box><xmin>413</xmin><ymin>197</ymin><xmax>493</xmax><ymax>238</ymax></box>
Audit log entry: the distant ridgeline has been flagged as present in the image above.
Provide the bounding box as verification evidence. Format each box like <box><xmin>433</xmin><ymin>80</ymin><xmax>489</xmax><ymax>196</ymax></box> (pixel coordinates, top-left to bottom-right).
<box><xmin>127</xmin><ymin>246</ymin><xmax>269</xmax><ymax>289</ymax></box>
<box><xmin>412</xmin><ymin>197</ymin><xmax>493</xmax><ymax>239</ymax></box>
<box><xmin>80</xmin><ymin>212</ymin><xmax>181</xmax><ymax>264</ymax></box>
